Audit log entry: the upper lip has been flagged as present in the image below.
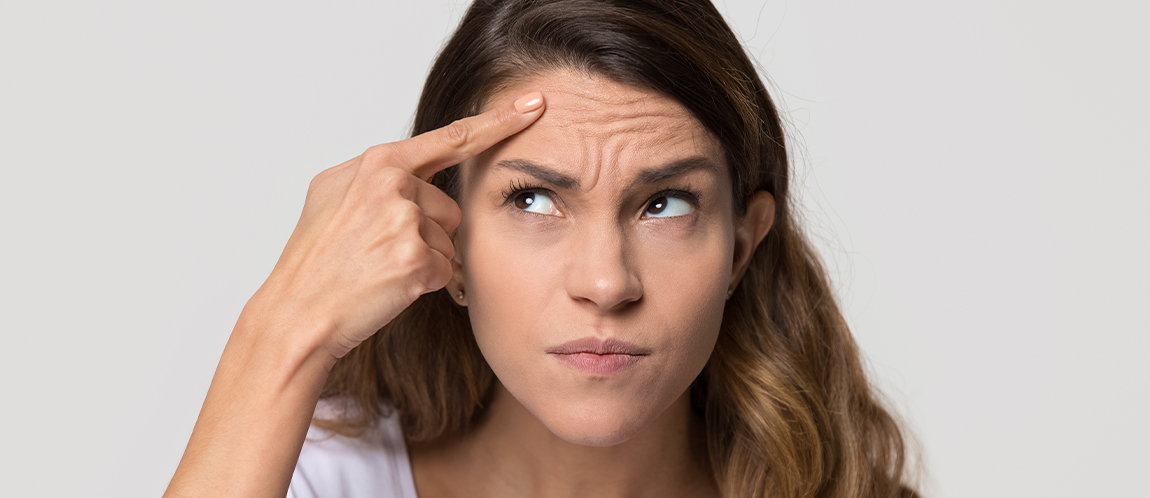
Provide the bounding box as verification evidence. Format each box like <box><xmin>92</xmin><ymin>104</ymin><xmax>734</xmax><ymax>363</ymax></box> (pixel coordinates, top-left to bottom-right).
<box><xmin>546</xmin><ymin>337</ymin><xmax>651</xmax><ymax>356</ymax></box>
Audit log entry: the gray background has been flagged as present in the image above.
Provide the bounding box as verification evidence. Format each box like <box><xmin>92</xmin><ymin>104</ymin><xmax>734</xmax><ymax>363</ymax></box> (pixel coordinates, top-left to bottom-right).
<box><xmin>2</xmin><ymin>0</ymin><xmax>1147</xmax><ymax>496</ymax></box>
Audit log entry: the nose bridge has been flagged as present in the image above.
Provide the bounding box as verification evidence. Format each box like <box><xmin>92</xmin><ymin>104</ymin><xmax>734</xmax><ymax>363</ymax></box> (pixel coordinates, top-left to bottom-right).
<box><xmin>565</xmin><ymin>217</ymin><xmax>643</xmax><ymax>310</ymax></box>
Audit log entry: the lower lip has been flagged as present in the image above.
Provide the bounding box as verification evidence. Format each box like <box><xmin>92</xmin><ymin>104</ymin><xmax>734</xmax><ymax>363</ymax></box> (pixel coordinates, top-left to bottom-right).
<box><xmin>550</xmin><ymin>353</ymin><xmax>646</xmax><ymax>374</ymax></box>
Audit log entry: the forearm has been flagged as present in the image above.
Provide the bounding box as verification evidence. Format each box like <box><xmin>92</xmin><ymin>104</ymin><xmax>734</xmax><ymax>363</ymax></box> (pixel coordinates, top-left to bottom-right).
<box><xmin>164</xmin><ymin>299</ymin><xmax>334</xmax><ymax>498</ymax></box>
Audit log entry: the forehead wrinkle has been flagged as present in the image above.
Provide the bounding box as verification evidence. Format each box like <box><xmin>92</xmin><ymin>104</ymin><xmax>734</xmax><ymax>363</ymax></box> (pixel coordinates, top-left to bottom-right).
<box><xmin>550</xmin><ymin>103</ymin><xmax>694</xmax><ymax>141</ymax></box>
<box><xmin>477</xmin><ymin>70</ymin><xmax>723</xmax><ymax>196</ymax></box>
<box><xmin>574</xmin><ymin>131</ymin><xmax>603</xmax><ymax>192</ymax></box>
<box><xmin>500</xmin><ymin>120</ymin><xmax>713</xmax><ymax>197</ymax></box>
<box><xmin>556</xmin><ymin>113</ymin><xmax>702</xmax><ymax>194</ymax></box>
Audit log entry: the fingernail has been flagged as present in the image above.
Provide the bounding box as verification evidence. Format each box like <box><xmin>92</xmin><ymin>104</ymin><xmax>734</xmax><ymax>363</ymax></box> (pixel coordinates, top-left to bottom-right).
<box><xmin>514</xmin><ymin>92</ymin><xmax>544</xmax><ymax>113</ymax></box>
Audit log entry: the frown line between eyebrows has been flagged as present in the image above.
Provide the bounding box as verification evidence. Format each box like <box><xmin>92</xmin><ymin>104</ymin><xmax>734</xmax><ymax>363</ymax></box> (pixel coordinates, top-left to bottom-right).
<box><xmin>492</xmin><ymin>156</ymin><xmax>719</xmax><ymax>191</ymax></box>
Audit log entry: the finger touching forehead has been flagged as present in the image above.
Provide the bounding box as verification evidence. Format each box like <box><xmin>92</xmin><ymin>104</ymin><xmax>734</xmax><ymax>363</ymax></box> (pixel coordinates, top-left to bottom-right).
<box><xmin>462</xmin><ymin>69</ymin><xmax>727</xmax><ymax>196</ymax></box>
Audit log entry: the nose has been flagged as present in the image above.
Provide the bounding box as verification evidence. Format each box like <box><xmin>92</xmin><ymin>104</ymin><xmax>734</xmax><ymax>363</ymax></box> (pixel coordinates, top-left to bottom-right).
<box><xmin>564</xmin><ymin>226</ymin><xmax>643</xmax><ymax>312</ymax></box>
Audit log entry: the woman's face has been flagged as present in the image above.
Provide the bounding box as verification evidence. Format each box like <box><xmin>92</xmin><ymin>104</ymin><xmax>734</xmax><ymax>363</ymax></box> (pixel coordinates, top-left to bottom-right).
<box><xmin>453</xmin><ymin>70</ymin><xmax>737</xmax><ymax>446</ymax></box>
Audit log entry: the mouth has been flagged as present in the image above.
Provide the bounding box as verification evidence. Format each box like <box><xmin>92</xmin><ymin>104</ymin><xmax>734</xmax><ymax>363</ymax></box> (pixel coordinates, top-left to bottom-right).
<box><xmin>547</xmin><ymin>337</ymin><xmax>650</xmax><ymax>374</ymax></box>
<box><xmin>546</xmin><ymin>337</ymin><xmax>651</xmax><ymax>355</ymax></box>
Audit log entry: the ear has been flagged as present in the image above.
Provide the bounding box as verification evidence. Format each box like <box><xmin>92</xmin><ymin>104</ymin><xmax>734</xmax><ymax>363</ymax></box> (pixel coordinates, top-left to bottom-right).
<box><xmin>728</xmin><ymin>190</ymin><xmax>776</xmax><ymax>296</ymax></box>
<box><xmin>446</xmin><ymin>250</ymin><xmax>468</xmax><ymax>307</ymax></box>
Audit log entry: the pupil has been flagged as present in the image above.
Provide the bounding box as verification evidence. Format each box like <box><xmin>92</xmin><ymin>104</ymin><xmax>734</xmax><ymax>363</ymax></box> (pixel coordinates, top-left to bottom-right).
<box><xmin>648</xmin><ymin>197</ymin><xmax>667</xmax><ymax>214</ymax></box>
<box><xmin>515</xmin><ymin>193</ymin><xmax>535</xmax><ymax>209</ymax></box>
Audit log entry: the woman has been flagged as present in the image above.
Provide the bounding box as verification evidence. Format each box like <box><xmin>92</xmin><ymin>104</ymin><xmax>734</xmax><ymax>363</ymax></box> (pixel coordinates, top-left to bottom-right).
<box><xmin>164</xmin><ymin>0</ymin><xmax>919</xmax><ymax>497</ymax></box>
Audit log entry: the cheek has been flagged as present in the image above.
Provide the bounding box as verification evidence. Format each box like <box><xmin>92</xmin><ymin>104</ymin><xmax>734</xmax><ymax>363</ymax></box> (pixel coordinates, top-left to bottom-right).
<box><xmin>457</xmin><ymin>216</ymin><xmax>566</xmax><ymax>360</ymax></box>
<box><xmin>633</xmin><ymin>227</ymin><xmax>732</xmax><ymax>387</ymax></box>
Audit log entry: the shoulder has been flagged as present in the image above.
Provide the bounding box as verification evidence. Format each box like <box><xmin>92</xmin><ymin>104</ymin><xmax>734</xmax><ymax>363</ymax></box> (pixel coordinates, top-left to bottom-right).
<box><xmin>288</xmin><ymin>398</ymin><xmax>418</xmax><ymax>498</ymax></box>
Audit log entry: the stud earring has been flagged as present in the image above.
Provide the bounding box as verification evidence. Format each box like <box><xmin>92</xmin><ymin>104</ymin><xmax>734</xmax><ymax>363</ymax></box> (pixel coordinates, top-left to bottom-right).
<box><xmin>456</xmin><ymin>290</ymin><xmax>465</xmax><ymax>300</ymax></box>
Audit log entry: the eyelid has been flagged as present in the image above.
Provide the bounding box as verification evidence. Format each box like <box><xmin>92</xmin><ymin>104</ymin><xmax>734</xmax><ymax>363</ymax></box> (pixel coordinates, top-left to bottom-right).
<box><xmin>639</xmin><ymin>187</ymin><xmax>701</xmax><ymax>219</ymax></box>
<box><xmin>644</xmin><ymin>187</ymin><xmax>701</xmax><ymax>208</ymax></box>
<box><xmin>500</xmin><ymin>179</ymin><xmax>549</xmax><ymax>201</ymax></box>
<box><xmin>501</xmin><ymin>180</ymin><xmax>702</xmax><ymax>216</ymax></box>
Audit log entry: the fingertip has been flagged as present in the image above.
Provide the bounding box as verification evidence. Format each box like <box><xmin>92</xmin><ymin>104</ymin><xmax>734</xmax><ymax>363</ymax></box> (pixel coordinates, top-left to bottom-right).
<box><xmin>514</xmin><ymin>92</ymin><xmax>545</xmax><ymax>114</ymax></box>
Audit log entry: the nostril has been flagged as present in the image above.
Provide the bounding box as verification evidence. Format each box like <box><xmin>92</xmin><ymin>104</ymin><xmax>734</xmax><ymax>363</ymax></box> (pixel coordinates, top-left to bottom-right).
<box><xmin>566</xmin><ymin>273</ymin><xmax>643</xmax><ymax>311</ymax></box>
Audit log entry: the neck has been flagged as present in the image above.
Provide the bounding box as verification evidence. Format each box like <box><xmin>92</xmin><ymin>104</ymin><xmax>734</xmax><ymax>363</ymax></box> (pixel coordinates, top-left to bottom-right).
<box><xmin>410</xmin><ymin>381</ymin><xmax>717</xmax><ymax>498</ymax></box>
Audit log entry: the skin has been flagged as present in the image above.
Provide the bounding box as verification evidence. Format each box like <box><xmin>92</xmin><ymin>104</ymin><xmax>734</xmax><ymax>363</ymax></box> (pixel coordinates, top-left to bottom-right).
<box><xmin>162</xmin><ymin>68</ymin><xmax>774</xmax><ymax>498</ymax></box>
<box><xmin>411</xmin><ymin>70</ymin><xmax>776</xmax><ymax>497</ymax></box>
<box><xmin>163</xmin><ymin>85</ymin><xmax>547</xmax><ymax>498</ymax></box>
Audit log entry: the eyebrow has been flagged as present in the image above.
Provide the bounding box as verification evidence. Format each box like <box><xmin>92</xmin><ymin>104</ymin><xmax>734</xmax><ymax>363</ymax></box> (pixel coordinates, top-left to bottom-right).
<box><xmin>493</xmin><ymin>156</ymin><xmax>719</xmax><ymax>190</ymax></box>
<box><xmin>494</xmin><ymin>159</ymin><xmax>580</xmax><ymax>190</ymax></box>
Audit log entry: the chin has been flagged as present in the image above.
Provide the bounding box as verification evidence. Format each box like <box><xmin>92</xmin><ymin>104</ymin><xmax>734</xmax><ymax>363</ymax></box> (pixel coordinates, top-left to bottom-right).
<box><xmin>525</xmin><ymin>394</ymin><xmax>662</xmax><ymax>447</ymax></box>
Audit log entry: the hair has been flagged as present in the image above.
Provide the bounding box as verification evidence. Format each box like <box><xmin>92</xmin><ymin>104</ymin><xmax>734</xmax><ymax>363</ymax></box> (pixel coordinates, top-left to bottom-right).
<box><xmin>316</xmin><ymin>1</ymin><xmax>920</xmax><ymax>496</ymax></box>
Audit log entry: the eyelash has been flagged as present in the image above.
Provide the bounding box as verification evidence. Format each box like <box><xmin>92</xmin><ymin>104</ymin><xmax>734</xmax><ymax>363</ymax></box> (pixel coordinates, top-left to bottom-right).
<box><xmin>499</xmin><ymin>178</ymin><xmax>542</xmax><ymax>202</ymax></box>
<box><xmin>499</xmin><ymin>179</ymin><xmax>703</xmax><ymax>214</ymax></box>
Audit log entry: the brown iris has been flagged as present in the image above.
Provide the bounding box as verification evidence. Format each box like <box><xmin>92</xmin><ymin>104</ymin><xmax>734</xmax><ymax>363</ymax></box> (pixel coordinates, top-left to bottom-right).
<box><xmin>513</xmin><ymin>192</ymin><xmax>537</xmax><ymax>210</ymax></box>
<box><xmin>647</xmin><ymin>197</ymin><xmax>668</xmax><ymax>215</ymax></box>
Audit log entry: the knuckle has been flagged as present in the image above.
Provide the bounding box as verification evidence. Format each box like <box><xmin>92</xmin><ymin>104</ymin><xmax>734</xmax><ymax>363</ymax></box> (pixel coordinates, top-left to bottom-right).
<box><xmin>443</xmin><ymin>119</ymin><xmax>472</xmax><ymax>151</ymax></box>
<box><xmin>406</xmin><ymin>237</ymin><xmax>429</xmax><ymax>262</ymax></box>
<box><xmin>377</xmin><ymin>164</ymin><xmax>404</xmax><ymax>181</ymax></box>
<box><xmin>390</xmin><ymin>200</ymin><xmax>422</xmax><ymax>226</ymax></box>
<box><xmin>394</xmin><ymin>236</ymin><xmax>427</xmax><ymax>270</ymax></box>
<box><xmin>362</xmin><ymin>144</ymin><xmax>395</xmax><ymax>166</ymax></box>
<box><xmin>374</xmin><ymin>167</ymin><xmax>413</xmax><ymax>195</ymax></box>
<box><xmin>490</xmin><ymin>107</ymin><xmax>516</xmax><ymax>127</ymax></box>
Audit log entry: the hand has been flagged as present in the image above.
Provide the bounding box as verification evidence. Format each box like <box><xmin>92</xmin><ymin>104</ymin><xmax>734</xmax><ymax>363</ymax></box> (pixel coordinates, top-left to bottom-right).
<box><xmin>250</xmin><ymin>92</ymin><xmax>546</xmax><ymax>363</ymax></box>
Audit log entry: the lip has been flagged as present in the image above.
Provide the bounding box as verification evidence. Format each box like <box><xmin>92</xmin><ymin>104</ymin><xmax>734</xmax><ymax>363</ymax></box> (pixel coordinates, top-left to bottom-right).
<box><xmin>547</xmin><ymin>337</ymin><xmax>651</xmax><ymax>374</ymax></box>
<box><xmin>547</xmin><ymin>337</ymin><xmax>651</xmax><ymax>355</ymax></box>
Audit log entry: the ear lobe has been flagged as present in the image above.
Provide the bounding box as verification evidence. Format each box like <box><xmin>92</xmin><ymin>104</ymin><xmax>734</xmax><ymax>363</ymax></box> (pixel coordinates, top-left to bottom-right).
<box><xmin>729</xmin><ymin>190</ymin><xmax>776</xmax><ymax>290</ymax></box>
<box><xmin>448</xmin><ymin>241</ymin><xmax>468</xmax><ymax>306</ymax></box>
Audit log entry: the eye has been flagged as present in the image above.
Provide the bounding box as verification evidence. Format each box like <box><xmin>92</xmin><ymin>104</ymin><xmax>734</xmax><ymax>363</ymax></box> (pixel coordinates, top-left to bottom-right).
<box><xmin>512</xmin><ymin>191</ymin><xmax>560</xmax><ymax>216</ymax></box>
<box><xmin>644</xmin><ymin>196</ymin><xmax>693</xmax><ymax>218</ymax></box>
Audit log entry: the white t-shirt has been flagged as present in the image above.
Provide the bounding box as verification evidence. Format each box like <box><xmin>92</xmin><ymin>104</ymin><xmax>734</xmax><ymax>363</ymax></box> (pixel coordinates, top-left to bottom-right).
<box><xmin>287</xmin><ymin>400</ymin><xmax>418</xmax><ymax>498</ymax></box>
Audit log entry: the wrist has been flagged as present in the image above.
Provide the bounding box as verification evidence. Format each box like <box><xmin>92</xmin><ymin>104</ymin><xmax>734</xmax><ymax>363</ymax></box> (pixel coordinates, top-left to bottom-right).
<box><xmin>235</xmin><ymin>288</ymin><xmax>340</xmax><ymax>374</ymax></box>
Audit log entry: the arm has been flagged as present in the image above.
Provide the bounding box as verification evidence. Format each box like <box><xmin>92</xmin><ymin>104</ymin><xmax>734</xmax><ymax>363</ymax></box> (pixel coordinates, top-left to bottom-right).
<box><xmin>162</xmin><ymin>92</ymin><xmax>546</xmax><ymax>498</ymax></box>
<box><xmin>163</xmin><ymin>297</ymin><xmax>332</xmax><ymax>498</ymax></box>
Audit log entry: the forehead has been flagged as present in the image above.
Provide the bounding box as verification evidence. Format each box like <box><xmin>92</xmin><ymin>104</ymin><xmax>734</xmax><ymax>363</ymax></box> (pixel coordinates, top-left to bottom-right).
<box><xmin>471</xmin><ymin>70</ymin><xmax>725</xmax><ymax>186</ymax></box>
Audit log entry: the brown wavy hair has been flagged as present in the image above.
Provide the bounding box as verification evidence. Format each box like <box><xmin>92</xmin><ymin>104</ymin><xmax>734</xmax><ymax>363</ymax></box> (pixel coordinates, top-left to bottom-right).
<box><xmin>316</xmin><ymin>1</ymin><xmax>920</xmax><ymax>496</ymax></box>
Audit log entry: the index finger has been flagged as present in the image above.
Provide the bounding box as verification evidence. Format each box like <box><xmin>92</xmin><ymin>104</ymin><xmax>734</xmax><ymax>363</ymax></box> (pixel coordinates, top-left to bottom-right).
<box><xmin>392</xmin><ymin>91</ymin><xmax>546</xmax><ymax>181</ymax></box>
